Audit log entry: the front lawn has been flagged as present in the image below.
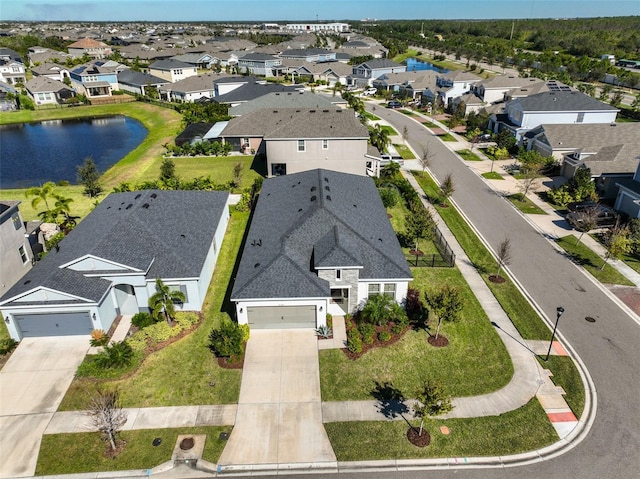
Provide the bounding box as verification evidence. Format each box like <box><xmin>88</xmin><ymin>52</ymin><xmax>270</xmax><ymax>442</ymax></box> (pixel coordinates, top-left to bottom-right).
<box><xmin>393</xmin><ymin>143</ymin><xmax>416</xmax><ymax>160</ymax></box>
<box><xmin>58</xmin><ymin>211</ymin><xmax>249</xmax><ymax>410</ymax></box>
<box><xmin>507</xmin><ymin>194</ymin><xmax>546</xmax><ymax>214</ymax></box>
<box><xmin>437</xmin><ymin>133</ymin><xmax>458</xmax><ymax>142</ymax></box>
<box><xmin>481</xmin><ymin>172</ymin><xmax>504</xmax><ymax>180</ymax></box>
<box><xmin>555</xmin><ymin>235</ymin><xmax>634</xmax><ymax>286</ymax></box>
<box><xmin>591</xmin><ymin>231</ymin><xmax>640</xmax><ymax>275</ymax></box>
<box><xmin>380</xmin><ymin>125</ymin><xmax>398</xmax><ymax>136</ymax></box>
<box><xmin>325</xmin><ymin>399</ymin><xmax>556</xmax><ymax>460</ymax></box>
<box><xmin>412</xmin><ymin>172</ymin><xmax>551</xmax><ymax>340</ymax></box>
<box><xmin>319</xmin><ymin>267</ymin><xmax>513</xmax><ymax>401</ymax></box>
<box><xmin>457</xmin><ymin>149</ymin><xmax>483</xmax><ymax>162</ymax></box>
<box><xmin>36</xmin><ymin>426</ymin><xmax>231</xmax><ymax>475</ymax></box>
<box><xmin>537</xmin><ymin>355</ymin><xmax>585</xmax><ymax>419</ymax></box>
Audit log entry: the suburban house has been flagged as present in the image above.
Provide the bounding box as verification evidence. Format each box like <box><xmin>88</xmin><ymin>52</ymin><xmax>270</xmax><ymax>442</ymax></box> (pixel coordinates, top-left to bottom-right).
<box><xmin>158</xmin><ymin>72</ymin><xmax>221</xmax><ymax>102</ymax></box>
<box><xmin>219</xmin><ymin>107</ymin><xmax>369</xmax><ymax>176</ymax></box>
<box><xmin>0</xmin><ymin>48</ymin><xmax>26</xmax><ymax>85</ymax></box>
<box><xmin>117</xmin><ymin>69</ymin><xmax>169</xmax><ymax>96</ymax></box>
<box><xmin>25</xmin><ymin>77</ymin><xmax>75</xmax><ymax>106</ymax></box>
<box><xmin>489</xmin><ymin>91</ymin><xmax>619</xmax><ymax>140</ymax></box>
<box><xmin>149</xmin><ymin>59</ymin><xmax>198</xmax><ymax>83</ymax></box>
<box><xmin>171</xmin><ymin>52</ymin><xmax>215</xmax><ymax>69</ymax></box>
<box><xmin>231</xmin><ymin>169</ymin><xmax>413</xmax><ymax>329</ymax></box>
<box><xmin>0</xmin><ymin>201</ymin><xmax>33</xmax><ymax>299</ymax></box>
<box><xmin>69</xmin><ymin>60</ymin><xmax>125</xmax><ymax>98</ymax></box>
<box><xmin>30</xmin><ymin>63</ymin><xmax>71</xmax><ymax>82</ymax></box>
<box><xmin>614</xmin><ymin>162</ymin><xmax>640</xmax><ymax>219</ymax></box>
<box><xmin>527</xmin><ymin>123</ymin><xmax>640</xmax><ymax>198</ymax></box>
<box><xmin>474</xmin><ymin>75</ymin><xmax>547</xmax><ymax>104</ymax></box>
<box><xmin>435</xmin><ymin>70</ymin><xmax>482</xmax><ymax>107</ymax></box>
<box><xmin>279</xmin><ymin>48</ymin><xmax>336</xmax><ymax>63</ymax></box>
<box><xmin>351</xmin><ymin>59</ymin><xmax>406</xmax><ymax>84</ymax></box>
<box><xmin>213</xmin><ymin>80</ymin><xmax>301</xmax><ymax>107</ymax></box>
<box><xmin>67</xmin><ymin>38</ymin><xmax>113</xmax><ymax>59</ymax></box>
<box><xmin>228</xmin><ymin>90</ymin><xmax>338</xmax><ymax>116</ymax></box>
<box><xmin>372</xmin><ymin>71</ymin><xmax>438</xmax><ymax>100</ymax></box>
<box><xmin>0</xmin><ymin>190</ymin><xmax>230</xmax><ymax>340</ymax></box>
<box><xmin>237</xmin><ymin>53</ymin><xmax>282</xmax><ymax>76</ymax></box>
<box><xmin>312</xmin><ymin>61</ymin><xmax>353</xmax><ymax>86</ymax></box>
<box><xmin>27</xmin><ymin>46</ymin><xmax>73</xmax><ymax>65</ymax></box>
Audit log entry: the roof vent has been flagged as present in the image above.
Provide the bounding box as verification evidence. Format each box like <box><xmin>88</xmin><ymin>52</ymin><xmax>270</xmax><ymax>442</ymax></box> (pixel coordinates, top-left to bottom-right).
<box><xmin>125</xmin><ymin>204</ymin><xmax>133</xmax><ymax>209</ymax></box>
<box><xmin>298</xmin><ymin>208</ymin><xmax>303</xmax><ymax>212</ymax></box>
<box><xmin>311</xmin><ymin>195</ymin><xmax>317</xmax><ymax>202</ymax></box>
<box><xmin>254</xmin><ymin>262</ymin><xmax>260</xmax><ymax>268</ymax></box>
<box><xmin>150</xmin><ymin>193</ymin><xmax>157</xmax><ymax>199</ymax></box>
<box><xmin>325</xmin><ymin>186</ymin><xmax>330</xmax><ymax>191</ymax></box>
<box><xmin>135</xmin><ymin>193</ymin><xmax>141</xmax><ymax>199</ymax></box>
<box><xmin>326</xmin><ymin>195</ymin><xmax>332</xmax><ymax>201</ymax></box>
<box><xmin>180</xmin><ymin>234</ymin><xmax>186</xmax><ymax>239</ymax></box>
<box><xmin>353</xmin><ymin>204</ymin><xmax>357</xmax><ymax>208</ymax></box>
<box><xmin>310</xmin><ymin>186</ymin><xmax>316</xmax><ymax>191</ymax></box>
<box><xmin>324</xmin><ymin>177</ymin><xmax>329</xmax><ymax>182</ymax></box>
<box><xmin>23</xmin><ymin>279</ymin><xmax>31</xmax><ymax>285</ymax></box>
<box><xmin>142</xmin><ymin>203</ymin><xmax>150</xmax><ymax>209</ymax></box>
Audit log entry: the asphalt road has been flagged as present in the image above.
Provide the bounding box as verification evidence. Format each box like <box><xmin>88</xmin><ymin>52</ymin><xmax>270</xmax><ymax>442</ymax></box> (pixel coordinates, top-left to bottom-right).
<box><xmin>253</xmin><ymin>106</ymin><xmax>640</xmax><ymax>479</ymax></box>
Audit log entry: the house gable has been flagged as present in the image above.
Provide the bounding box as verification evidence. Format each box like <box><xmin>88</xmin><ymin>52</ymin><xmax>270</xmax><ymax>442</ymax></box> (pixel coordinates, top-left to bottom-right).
<box><xmin>61</xmin><ymin>254</ymin><xmax>143</xmax><ymax>274</ymax></box>
<box><xmin>9</xmin><ymin>286</ymin><xmax>94</xmax><ymax>304</ymax></box>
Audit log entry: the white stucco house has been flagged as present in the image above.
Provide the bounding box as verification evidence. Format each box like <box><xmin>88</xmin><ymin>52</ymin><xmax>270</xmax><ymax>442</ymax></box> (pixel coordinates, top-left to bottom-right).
<box><xmin>231</xmin><ymin>169</ymin><xmax>413</xmax><ymax>329</ymax></box>
<box><xmin>0</xmin><ymin>190</ymin><xmax>230</xmax><ymax>340</ymax></box>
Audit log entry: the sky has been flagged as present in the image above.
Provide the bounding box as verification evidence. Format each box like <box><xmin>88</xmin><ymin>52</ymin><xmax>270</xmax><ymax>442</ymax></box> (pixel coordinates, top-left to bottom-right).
<box><xmin>1</xmin><ymin>0</ymin><xmax>639</xmax><ymax>22</ymax></box>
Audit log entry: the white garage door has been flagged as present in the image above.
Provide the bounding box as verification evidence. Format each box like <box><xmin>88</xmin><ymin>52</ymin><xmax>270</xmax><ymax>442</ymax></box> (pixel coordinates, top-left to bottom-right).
<box><xmin>247</xmin><ymin>305</ymin><xmax>317</xmax><ymax>329</ymax></box>
<box><xmin>15</xmin><ymin>312</ymin><xmax>93</xmax><ymax>337</ymax></box>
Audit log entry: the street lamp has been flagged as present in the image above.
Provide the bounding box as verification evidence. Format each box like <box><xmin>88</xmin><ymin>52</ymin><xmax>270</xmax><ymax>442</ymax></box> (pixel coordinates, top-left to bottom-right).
<box><xmin>545</xmin><ymin>307</ymin><xmax>565</xmax><ymax>361</ymax></box>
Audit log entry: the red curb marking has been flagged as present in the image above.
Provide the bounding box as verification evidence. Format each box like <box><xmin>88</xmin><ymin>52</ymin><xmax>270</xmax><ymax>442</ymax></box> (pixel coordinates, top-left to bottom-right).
<box><xmin>552</xmin><ymin>341</ymin><xmax>569</xmax><ymax>356</ymax></box>
<box><xmin>547</xmin><ymin>411</ymin><xmax>577</xmax><ymax>422</ymax></box>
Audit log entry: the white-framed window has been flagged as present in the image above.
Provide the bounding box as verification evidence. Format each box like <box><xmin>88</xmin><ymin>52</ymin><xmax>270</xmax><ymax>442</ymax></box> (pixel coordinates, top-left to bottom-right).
<box><xmin>18</xmin><ymin>245</ymin><xmax>28</xmax><ymax>264</ymax></box>
<box><xmin>577</xmin><ymin>112</ymin><xmax>585</xmax><ymax>123</ymax></box>
<box><xmin>174</xmin><ymin>69</ymin><xmax>183</xmax><ymax>75</ymax></box>
<box><xmin>368</xmin><ymin>283</ymin><xmax>380</xmax><ymax>298</ymax></box>
<box><xmin>322</xmin><ymin>139</ymin><xmax>329</xmax><ymax>150</ymax></box>
<box><xmin>336</xmin><ymin>269</ymin><xmax>342</xmax><ymax>281</ymax></box>
<box><xmin>383</xmin><ymin>283</ymin><xmax>396</xmax><ymax>298</ymax></box>
<box><xmin>168</xmin><ymin>284</ymin><xmax>188</xmax><ymax>305</ymax></box>
<box><xmin>297</xmin><ymin>139</ymin><xmax>305</xmax><ymax>152</ymax></box>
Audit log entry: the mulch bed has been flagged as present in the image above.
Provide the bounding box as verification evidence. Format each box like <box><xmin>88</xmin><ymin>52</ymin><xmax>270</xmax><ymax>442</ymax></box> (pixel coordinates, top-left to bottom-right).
<box><xmin>342</xmin><ymin>321</ymin><xmax>410</xmax><ymax>360</ymax></box>
<box><xmin>488</xmin><ymin>274</ymin><xmax>506</xmax><ymax>283</ymax></box>
<box><xmin>216</xmin><ymin>352</ymin><xmax>245</xmax><ymax>370</ymax></box>
<box><xmin>427</xmin><ymin>335</ymin><xmax>449</xmax><ymax>347</ymax></box>
<box><xmin>407</xmin><ymin>426</ymin><xmax>431</xmax><ymax>447</ymax></box>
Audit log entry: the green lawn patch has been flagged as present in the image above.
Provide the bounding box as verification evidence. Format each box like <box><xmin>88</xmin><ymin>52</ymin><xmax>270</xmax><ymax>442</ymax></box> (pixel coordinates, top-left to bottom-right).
<box><xmin>412</xmin><ymin>172</ymin><xmax>551</xmax><ymax>340</ymax></box>
<box><xmin>36</xmin><ymin>426</ymin><xmax>230</xmax><ymax>475</ymax></box>
<box><xmin>380</xmin><ymin>125</ymin><xmax>398</xmax><ymax>136</ymax></box>
<box><xmin>481</xmin><ymin>172</ymin><xmax>504</xmax><ymax>180</ymax></box>
<box><xmin>325</xmin><ymin>399</ymin><xmax>556</xmax><ymax>460</ymax></box>
<box><xmin>507</xmin><ymin>194</ymin><xmax>546</xmax><ymax>214</ymax></box>
<box><xmin>169</xmin><ymin>155</ymin><xmax>262</xmax><ymax>190</ymax></box>
<box><xmin>392</xmin><ymin>143</ymin><xmax>416</xmax><ymax>160</ymax></box>
<box><xmin>362</xmin><ymin>111</ymin><xmax>381</xmax><ymax>121</ymax></box>
<box><xmin>537</xmin><ymin>356</ymin><xmax>585</xmax><ymax>419</ymax></box>
<box><xmin>556</xmin><ymin>235</ymin><xmax>634</xmax><ymax>286</ymax></box>
<box><xmin>457</xmin><ymin>149</ymin><xmax>482</xmax><ymax>162</ymax></box>
<box><xmin>58</xmin><ymin>211</ymin><xmax>249</xmax><ymax>410</ymax></box>
<box><xmin>400</xmin><ymin>109</ymin><xmax>416</xmax><ymax>116</ymax></box>
<box><xmin>319</xmin><ymin>267</ymin><xmax>513</xmax><ymax>401</ymax></box>
<box><xmin>438</xmin><ymin>133</ymin><xmax>457</xmax><ymax>142</ymax></box>
<box><xmin>421</xmin><ymin>120</ymin><xmax>437</xmax><ymax>129</ymax></box>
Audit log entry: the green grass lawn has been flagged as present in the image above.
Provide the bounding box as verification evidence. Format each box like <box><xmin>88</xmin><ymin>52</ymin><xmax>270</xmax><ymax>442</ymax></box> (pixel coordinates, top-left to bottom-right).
<box><xmin>421</xmin><ymin>120</ymin><xmax>437</xmax><ymax>129</ymax></box>
<box><xmin>457</xmin><ymin>149</ymin><xmax>482</xmax><ymax>162</ymax></box>
<box><xmin>438</xmin><ymin>133</ymin><xmax>458</xmax><ymax>142</ymax></box>
<box><xmin>380</xmin><ymin>125</ymin><xmax>399</xmax><ymax>136</ymax></box>
<box><xmin>507</xmin><ymin>194</ymin><xmax>546</xmax><ymax>214</ymax></box>
<box><xmin>36</xmin><ymin>426</ymin><xmax>231</xmax><ymax>475</ymax></box>
<box><xmin>556</xmin><ymin>235</ymin><xmax>634</xmax><ymax>286</ymax></box>
<box><xmin>412</xmin><ymin>172</ymin><xmax>551</xmax><ymax>340</ymax></box>
<box><xmin>57</xmin><ymin>211</ymin><xmax>249</xmax><ymax>410</ymax></box>
<box><xmin>393</xmin><ymin>143</ymin><xmax>416</xmax><ymax>160</ymax></box>
<box><xmin>325</xmin><ymin>399</ymin><xmax>556</xmax><ymax>460</ymax></box>
<box><xmin>481</xmin><ymin>172</ymin><xmax>504</xmax><ymax>180</ymax></box>
<box><xmin>537</xmin><ymin>356</ymin><xmax>585</xmax><ymax>419</ymax></box>
<box><xmin>591</xmin><ymin>232</ymin><xmax>640</xmax><ymax>275</ymax></box>
<box><xmin>168</xmin><ymin>155</ymin><xmax>262</xmax><ymax>190</ymax></box>
<box><xmin>319</xmin><ymin>267</ymin><xmax>513</xmax><ymax>401</ymax></box>
<box><xmin>362</xmin><ymin>111</ymin><xmax>381</xmax><ymax>121</ymax></box>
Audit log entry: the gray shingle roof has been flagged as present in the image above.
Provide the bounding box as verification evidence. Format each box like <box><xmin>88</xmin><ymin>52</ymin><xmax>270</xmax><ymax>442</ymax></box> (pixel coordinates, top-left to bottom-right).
<box><xmin>359</xmin><ymin>58</ymin><xmax>403</xmax><ymax>69</ymax></box>
<box><xmin>214</xmin><ymin>81</ymin><xmax>299</xmax><ymax>103</ymax></box>
<box><xmin>117</xmin><ymin>69</ymin><xmax>167</xmax><ymax>87</ymax></box>
<box><xmin>231</xmin><ymin>169</ymin><xmax>412</xmax><ymax>301</ymax></box>
<box><xmin>228</xmin><ymin>91</ymin><xmax>336</xmax><ymax>116</ymax></box>
<box><xmin>25</xmin><ymin>76</ymin><xmax>73</xmax><ymax>93</ymax></box>
<box><xmin>513</xmin><ymin>91</ymin><xmax>619</xmax><ymax>112</ymax></box>
<box><xmin>150</xmin><ymin>58</ymin><xmax>192</xmax><ymax>70</ymax></box>
<box><xmin>0</xmin><ymin>190</ymin><xmax>229</xmax><ymax>304</ymax></box>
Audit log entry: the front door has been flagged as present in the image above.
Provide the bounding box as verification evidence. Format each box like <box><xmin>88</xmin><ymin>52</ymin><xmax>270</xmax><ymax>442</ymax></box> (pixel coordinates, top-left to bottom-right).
<box><xmin>330</xmin><ymin>288</ymin><xmax>349</xmax><ymax>315</ymax></box>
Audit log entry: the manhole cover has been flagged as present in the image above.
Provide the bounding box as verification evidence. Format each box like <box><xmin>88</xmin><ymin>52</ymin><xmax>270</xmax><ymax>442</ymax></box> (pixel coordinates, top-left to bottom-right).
<box><xmin>219</xmin><ymin>432</ymin><xmax>230</xmax><ymax>440</ymax></box>
<box><xmin>180</xmin><ymin>437</ymin><xmax>195</xmax><ymax>450</ymax></box>
<box><xmin>585</xmin><ymin>316</ymin><xmax>596</xmax><ymax>323</ymax></box>
<box><xmin>152</xmin><ymin>437</ymin><xmax>162</xmax><ymax>447</ymax></box>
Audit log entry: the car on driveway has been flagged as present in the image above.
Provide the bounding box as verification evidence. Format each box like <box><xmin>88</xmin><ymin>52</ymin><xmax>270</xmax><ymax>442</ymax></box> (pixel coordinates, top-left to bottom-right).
<box><xmin>387</xmin><ymin>100</ymin><xmax>402</xmax><ymax>108</ymax></box>
<box><xmin>566</xmin><ymin>204</ymin><xmax>622</xmax><ymax>229</ymax></box>
<box><xmin>362</xmin><ymin>88</ymin><xmax>377</xmax><ymax>96</ymax></box>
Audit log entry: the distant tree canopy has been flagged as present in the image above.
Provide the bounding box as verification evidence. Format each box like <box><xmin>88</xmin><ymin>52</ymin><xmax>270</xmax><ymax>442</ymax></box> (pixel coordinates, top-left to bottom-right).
<box><xmin>176</xmin><ymin>102</ymin><xmax>231</xmax><ymax>126</ymax></box>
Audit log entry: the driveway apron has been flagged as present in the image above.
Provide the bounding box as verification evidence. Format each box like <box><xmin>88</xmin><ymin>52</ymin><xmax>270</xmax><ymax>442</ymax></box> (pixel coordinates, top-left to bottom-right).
<box><xmin>217</xmin><ymin>329</ymin><xmax>336</xmax><ymax>467</ymax></box>
<box><xmin>0</xmin><ymin>336</ymin><xmax>89</xmax><ymax>478</ymax></box>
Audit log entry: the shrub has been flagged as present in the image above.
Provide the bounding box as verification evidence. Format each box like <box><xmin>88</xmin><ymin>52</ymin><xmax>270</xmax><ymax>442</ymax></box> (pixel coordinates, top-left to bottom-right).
<box><xmin>144</xmin><ymin>321</ymin><xmax>174</xmax><ymax>342</ymax></box>
<box><xmin>391</xmin><ymin>322</ymin><xmax>405</xmax><ymax>334</ymax></box>
<box><xmin>315</xmin><ymin>325</ymin><xmax>333</xmax><ymax>338</ymax></box>
<box><xmin>131</xmin><ymin>312</ymin><xmax>155</xmax><ymax>329</ymax></box>
<box><xmin>379</xmin><ymin>331</ymin><xmax>392</xmax><ymax>342</ymax></box>
<box><xmin>0</xmin><ymin>338</ymin><xmax>18</xmax><ymax>355</ymax></box>
<box><xmin>174</xmin><ymin>311</ymin><xmax>200</xmax><ymax>330</ymax></box>
<box><xmin>347</xmin><ymin>328</ymin><xmax>363</xmax><ymax>353</ymax></box>
<box><xmin>209</xmin><ymin>320</ymin><xmax>244</xmax><ymax>359</ymax></box>
<box><xmin>90</xmin><ymin>329</ymin><xmax>109</xmax><ymax>347</ymax></box>
<box><xmin>359</xmin><ymin>322</ymin><xmax>376</xmax><ymax>344</ymax></box>
<box><xmin>94</xmin><ymin>341</ymin><xmax>134</xmax><ymax>369</ymax></box>
<box><xmin>239</xmin><ymin>323</ymin><xmax>251</xmax><ymax>342</ymax></box>
<box><xmin>125</xmin><ymin>333</ymin><xmax>148</xmax><ymax>353</ymax></box>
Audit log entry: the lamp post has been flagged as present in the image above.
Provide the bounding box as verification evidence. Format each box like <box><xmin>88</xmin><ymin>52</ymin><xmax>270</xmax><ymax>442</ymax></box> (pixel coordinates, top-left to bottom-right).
<box><xmin>545</xmin><ymin>307</ymin><xmax>565</xmax><ymax>361</ymax></box>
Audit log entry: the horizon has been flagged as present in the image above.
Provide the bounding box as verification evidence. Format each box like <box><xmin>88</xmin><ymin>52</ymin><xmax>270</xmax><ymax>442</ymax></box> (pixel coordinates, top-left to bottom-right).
<box><xmin>2</xmin><ymin>1</ymin><xmax>638</xmax><ymax>23</ymax></box>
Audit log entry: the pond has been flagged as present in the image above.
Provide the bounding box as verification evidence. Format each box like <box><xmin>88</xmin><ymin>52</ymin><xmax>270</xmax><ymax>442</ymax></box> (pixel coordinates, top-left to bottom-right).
<box><xmin>0</xmin><ymin>115</ymin><xmax>148</xmax><ymax>189</ymax></box>
<box><xmin>406</xmin><ymin>57</ymin><xmax>449</xmax><ymax>74</ymax></box>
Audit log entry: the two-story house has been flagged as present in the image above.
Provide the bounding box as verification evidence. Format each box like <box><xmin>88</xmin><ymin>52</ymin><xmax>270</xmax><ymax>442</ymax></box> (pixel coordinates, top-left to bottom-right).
<box><xmin>69</xmin><ymin>60</ymin><xmax>124</xmax><ymax>98</ymax></box>
<box><xmin>149</xmin><ymin>59</ymin><xmax>198</xmax><ymax>83</ymax></box>
<box><xmin>436</xmin><ymin>70</ymin><xmax>482</xmax><ymax>107</ymax></box>
<box><xmin>279</xmin><ymin>48</ymin><xmax>336</xmax><ymax>63</ymax></box>
<box><xmin>0</xmin><ymin>48</ymin><xmax>26</xmax><ymax>85</ymax></box>
<box><xmin>351</xmin><ymin>59</ymin><xmax>406</xmax><ymax>86</ymax></box>
<box><xmin>67</xmin><ymin>38</ymin><xmax>113</xmax><ymax>59</ymax></box>
<box><xmin>237</xmin><ymin>53</ymin><xmax>282</xmax><ymax>77</ymax></box>
<box><xmin>231</xmin><ymin>169</ymin><xmax>412</xmax><ymax>329</ymax></box>
<box><xmin>0</xmin><ymin>201</ymin><xmax>33</xmax><ymax>299</ymax></box>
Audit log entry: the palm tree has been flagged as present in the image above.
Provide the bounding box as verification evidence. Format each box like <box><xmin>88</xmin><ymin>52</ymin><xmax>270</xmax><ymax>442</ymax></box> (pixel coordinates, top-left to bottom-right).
<box><xmin>25</xmin><ymin>181</ymin><xmax>56</xmax><ymax>214</ymax></box>
<box><xmin>148</xmin><ymin>278</ymin><xmax>186</xmax><ymax>326</ymax></box>
<box><xmin>361</xmin><ymin>293</ymin><xmax>396</xmax><ymax>326</ymax></box>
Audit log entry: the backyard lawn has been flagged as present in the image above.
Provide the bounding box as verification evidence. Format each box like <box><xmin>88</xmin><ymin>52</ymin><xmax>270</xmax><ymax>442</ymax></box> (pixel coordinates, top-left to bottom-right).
<box><xmin>57</xmin><ymin>211</ymin><xmax>249</xmax><ymax>410</ymax></box>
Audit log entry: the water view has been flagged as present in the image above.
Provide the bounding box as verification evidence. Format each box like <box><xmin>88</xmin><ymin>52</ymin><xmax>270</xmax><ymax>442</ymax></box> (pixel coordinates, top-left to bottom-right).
<box><xmin>405</xmin><ymin>57</ymin><xmax>449</xmax><ymax>74</ymax></box>
<box><xmin>0</xmin><ymin>115</ymin><xmax>148</xmax><ymax>189</ymax></box>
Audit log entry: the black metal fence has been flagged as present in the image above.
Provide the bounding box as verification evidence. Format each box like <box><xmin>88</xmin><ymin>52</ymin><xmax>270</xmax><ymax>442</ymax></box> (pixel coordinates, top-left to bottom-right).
<box><xmin>405</xmin><ymin>226</ymin><xmax>456</xmax><ymax>268</ymax></box>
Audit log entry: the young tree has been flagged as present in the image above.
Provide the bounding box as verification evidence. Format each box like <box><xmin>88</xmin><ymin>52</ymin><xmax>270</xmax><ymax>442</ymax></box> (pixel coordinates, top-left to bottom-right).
<box><xmin>159</xmin><ymin>157</ymin><xmax>176</xmax><ymax>181</ymax></box>
<box><xmin>405</xmin><ymin>206</ymin><xmax>435</xmax><ymax>252</ymax></box>
<box><xmin>439</xmin><ymin>173</ymin><xmax>455</xmax><ymax>206</ymax></box>
<box><xmin>402</xmin><ymin>125</ymin><xmax>409</xmax><ymax>143</ymax></box>
<box><xmin>601</xmin><ymin>225</ymin><xmax>632</xmax><ymax>270</ymax></box>
<box><xmin>426</xmin><ymin>285</ymin><xmax>464</xmax><ymax>340</ymax></box>
<box><xmin>494</xmin><ymin>237</ymin><xmax>512</xmax><ymax>278</ymax></box>
<box><xmin>85</xmin><ymin>389</ymin><xmax>127</xmax><ymax>452</ymax></box>
<box><xmin>77</xmin><ymin>157</ymin><xmax>103</xmax><ymax>198</ymax></box>
<box><xmin>418</xmin><ymin>144</ymin><xmax>433</xmax><ymax>176</ymax></box>
<box><xmin>413</xmin><ymin>380</ymin><xmax>453</xmax><ymax>436</ymax></box>
<box><xmin>573</xmin><ymin>207</ymin><xmax>599</xmax><ymax>246</ymax></box>
<box><xmin>148</xmin><ymin>278</ymin><xmax>186</xmax><ymax>326</ymax></box>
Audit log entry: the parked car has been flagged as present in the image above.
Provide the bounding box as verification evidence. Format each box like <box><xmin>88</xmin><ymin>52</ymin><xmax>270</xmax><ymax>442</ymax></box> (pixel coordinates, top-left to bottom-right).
<box><xmin>387</xmin><ymin>100</ymin><xmax>402</xmax><ymax>108</ymax></box>
<box><xmin>566</xmin><ymin>205</ymin><xmax>621</xmax><ymax>229</ymax></box>
<box><xmin>362</xmin><ymin>88</ymin><xmax>377</xmax><ymax>96</ymax></box>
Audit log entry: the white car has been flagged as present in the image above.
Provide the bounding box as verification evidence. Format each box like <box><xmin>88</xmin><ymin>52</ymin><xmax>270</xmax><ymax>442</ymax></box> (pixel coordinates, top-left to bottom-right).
<box><xmin>362</xmin><ymin>88</ymin><xmax>377</xmax><ymax>96</ymax></box>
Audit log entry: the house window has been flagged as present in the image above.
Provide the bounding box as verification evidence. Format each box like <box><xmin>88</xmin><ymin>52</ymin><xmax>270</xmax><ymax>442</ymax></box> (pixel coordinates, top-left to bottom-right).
<box><xmin>383</xmin><ymin>283</ymin><xmax>396</xmax><ymax>298</ymax></box>
<box><xmin>368</xmin><ymin>283</ymin><xmax>380</xmax><ymax>298</ymax></box>
<box><xmin>577</xmin><ymin>113</ymin><xmax>585</xmax><ymax>123</ymax></box>
<box><xmin>168</xmin><ymin>285</ymin><xmax>188</xmax><ymax>305</ymax></box>
<box><xmin>322</xmin><ymin>139</ymin><xmax>329</xmax><ymax>150</ymax></box>
<box><xmin>11</xmin><ymin>213</ymin><xmax>21</xmax><ymax>230</ymax></box>
<box><xmin>336</xmin><ymin>269</ymin><xmax>342</xmax><ymax>281</ymax></box>
<box><xmin>297</xmin><ymin>139</ymin><xmax>305</xmax><ymax>152</ymax></box>
<box><xmin>18</xmin><ymin>245</ymin><xmax>28</xmax><ymax>264</ymax></box>
<box><xmin>271</xmin><ymin>163</ymin><xmax>287</xmax><ymax>176</ymax></box>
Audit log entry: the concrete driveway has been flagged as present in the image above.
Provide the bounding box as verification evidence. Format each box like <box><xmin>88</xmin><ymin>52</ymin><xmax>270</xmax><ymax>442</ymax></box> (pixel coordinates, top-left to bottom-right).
<box><xmin>217</xmin><ymin>329</ymin><xmax>336</xmax><ymax>471</ymax></box>
<box><xmin>0</xmin><ymin>336</ymin><xmax>89</xmax><ymax>478</ymax></box>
